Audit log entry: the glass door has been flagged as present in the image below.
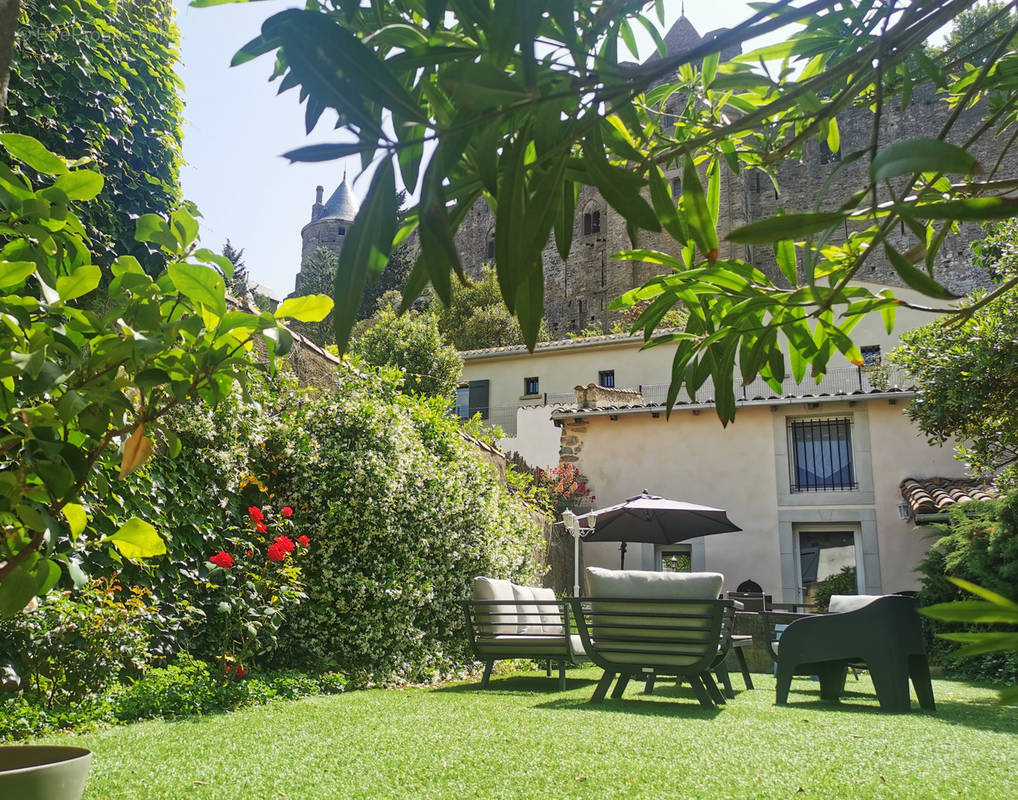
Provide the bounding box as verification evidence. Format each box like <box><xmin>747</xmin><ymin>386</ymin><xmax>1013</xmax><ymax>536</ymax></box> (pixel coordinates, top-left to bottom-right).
<box><xmin>796</xmin><ymin>529</ymin><xmax>860</xmax><ymax>609</ymax></box>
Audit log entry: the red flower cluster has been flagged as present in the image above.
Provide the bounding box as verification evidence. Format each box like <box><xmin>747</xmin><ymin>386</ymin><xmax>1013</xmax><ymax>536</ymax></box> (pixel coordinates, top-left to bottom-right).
<box><xmin>297</xmin><ymin>535</ymin><xmax>310</xmax><ymax>547</ymax></box>
<box><xmin>267</xmin><ymin>535</ymin><xmax>296</xmax><ymax>562</ymax></box>
<box><xmin>248</xmin><ymin>506</ymin><xmax>264</xmax><ymax>522</ymax></box>
<box><xmin>282</xmin><ymin>506</ymin><xmax>293</xmax><ymax>517</ymax></box>
<box><xmin>209</xmin><ymin>551</ymin><xmax>234</xmax><ymax>569</ymax></box>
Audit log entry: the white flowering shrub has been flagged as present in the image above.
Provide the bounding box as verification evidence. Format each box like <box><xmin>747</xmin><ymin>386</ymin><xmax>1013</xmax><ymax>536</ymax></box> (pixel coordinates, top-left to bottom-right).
<box><xmin>260</xmin><ymin>366</ymin><xmax>544</xmax><ymax>683</ymax></box>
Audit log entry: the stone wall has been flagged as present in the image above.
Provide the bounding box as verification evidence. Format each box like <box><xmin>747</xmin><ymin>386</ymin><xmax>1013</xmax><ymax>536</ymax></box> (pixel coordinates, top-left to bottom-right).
<box><xmin>450</xmin><ymin>86</ymin><xmax>1007</xmax><ymax>337</ymax></box>
<box><xmin>299</xmin><ymin>218</ymin><xmax>348</xmax><ymax>271</ymax></box>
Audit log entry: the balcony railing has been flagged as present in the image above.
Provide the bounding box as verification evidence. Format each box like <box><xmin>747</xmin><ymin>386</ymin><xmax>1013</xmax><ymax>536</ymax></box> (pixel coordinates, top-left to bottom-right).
<box><xmin>460</xmin><ymin>366</ymin><xmax>913</xmax><ymax>435</ymax></box>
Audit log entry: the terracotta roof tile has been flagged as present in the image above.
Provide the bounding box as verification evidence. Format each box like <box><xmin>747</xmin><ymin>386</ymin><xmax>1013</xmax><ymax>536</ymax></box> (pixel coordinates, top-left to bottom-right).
<box><xmin>900</xmin><ymin>477</ymin><xmax>999</xmax><ymax>516</ymax></box>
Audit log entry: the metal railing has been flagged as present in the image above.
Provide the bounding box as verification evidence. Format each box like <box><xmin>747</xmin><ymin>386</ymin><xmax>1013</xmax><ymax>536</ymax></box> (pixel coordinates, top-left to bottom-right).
<box><xmin>637</xmin><ymin>365</ymin><xmax>912</xmax><ymax>407</ymax></box>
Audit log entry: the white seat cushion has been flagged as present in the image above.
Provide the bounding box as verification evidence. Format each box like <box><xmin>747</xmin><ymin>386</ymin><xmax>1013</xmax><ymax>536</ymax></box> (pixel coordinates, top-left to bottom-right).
<box><xmin>586</xmin><ymin>567</ymin><xmax>723</xmax><ymax>599</ymax></box>
<box><xmin>584</xmin><ymin>568</ymin><xmax>725</xmax><ymax>667</ymax></box>
<box><xmin>473</xmin><ymin>576</ymin><xmax>518</xmax><ymax>634</ymax></box>
<box><xmin>829</xmin><ymin>594</ymin><xmax>882</xmax><ymax>614</ymax></box>
<box><xmin>532</xmin><ymin>587</ymin><xmax>564</xmax><ymax>634</ymax></box>
<box><xmin>511</xmin><ymin>584</ymin><xmax>543</xmax><ymax>634</ymax></box>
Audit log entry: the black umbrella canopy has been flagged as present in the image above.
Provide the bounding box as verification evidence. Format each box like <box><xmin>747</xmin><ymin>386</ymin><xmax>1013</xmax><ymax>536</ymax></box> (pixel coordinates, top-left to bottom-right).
<box><xmin>582</xmin><ymin>490</ymin><xmax>742</xmax><ymax>545</ymax></box>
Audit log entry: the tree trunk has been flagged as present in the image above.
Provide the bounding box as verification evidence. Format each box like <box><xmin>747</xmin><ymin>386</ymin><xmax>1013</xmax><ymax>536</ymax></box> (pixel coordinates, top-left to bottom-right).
<box><xmin>0</xmin><ymin>0</ymin><xmax>21</xmax><ymax>124</ymax></box>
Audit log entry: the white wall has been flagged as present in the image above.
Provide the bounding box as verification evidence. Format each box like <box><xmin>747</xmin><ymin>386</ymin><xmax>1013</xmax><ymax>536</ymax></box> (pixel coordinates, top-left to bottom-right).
<box><xmin>571</xmin><ymin>398</ymin><xmax>967</xmax><ymax>597</ymax></box>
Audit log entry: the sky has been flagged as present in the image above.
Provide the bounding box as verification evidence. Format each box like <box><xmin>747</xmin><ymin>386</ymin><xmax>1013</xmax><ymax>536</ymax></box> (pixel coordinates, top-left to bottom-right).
<box><xmin>171</xmin><ymin>1</ymin><xmax>833</xmax><ymax>298</ymax></box>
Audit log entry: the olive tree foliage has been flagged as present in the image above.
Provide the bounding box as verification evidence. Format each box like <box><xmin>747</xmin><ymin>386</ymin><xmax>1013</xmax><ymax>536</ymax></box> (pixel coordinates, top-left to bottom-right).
<box><xmin>6</xmin><ymin>0</ymin><xmax>184</xmax><ymax>273</ymax></box>
<box><xmin>891</xmin><ymin>220</ymin><xmax>1018</xmax><ymax>487</ymax></box>
<box><xmin>0</xmin><ymin>135</ymin><xmax>333</xmax><ymax>616</ymax></box>
<box><xmin>212</xmin><ymin>0</ymin><xmax>1018</xmax><ymax>424</ymax></box>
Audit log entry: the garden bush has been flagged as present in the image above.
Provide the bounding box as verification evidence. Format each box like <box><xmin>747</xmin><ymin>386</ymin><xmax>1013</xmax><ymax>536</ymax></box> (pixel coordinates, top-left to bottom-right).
<box><xmin>259</xmin><ymin>366</ymin><xmax>545</xmax><ymax>684</ymax></box>
<box><xmin>1</xmin><ymin>578</ymin><xmax>158</xmax><ymax>706</ymax></box>
<box><xmin>917</xmin><ymin>493</ymin><xmax>1018</xmax><ymax>683</ymax></box>
<box><xmin>111</xmin><ymin>655</ymin><xmax>346</xmax><ymax>721</ymax></box>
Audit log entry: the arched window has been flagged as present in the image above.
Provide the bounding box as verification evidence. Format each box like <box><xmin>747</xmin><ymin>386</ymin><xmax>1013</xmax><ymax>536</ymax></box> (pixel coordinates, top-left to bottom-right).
<box><xmin>582</xmin><ymin>204</ymin><xmax>603</xmax><ymax>236</ymax></box>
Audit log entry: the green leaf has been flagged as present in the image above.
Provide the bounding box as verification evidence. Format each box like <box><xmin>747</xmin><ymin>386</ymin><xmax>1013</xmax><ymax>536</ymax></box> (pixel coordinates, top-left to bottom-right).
<box><xmin>333</xmin><ymin>158</ymin><xmax>398</xmax><ymax>353</ymax></box>
<box><xmin>275</xmin><ymin>294</ymin><xmax>334</xmax><ymax>322</ymax></box>
<box><xmin>168</xmin><ymin>262</ymin><xmax>228</xmax><ymax>317</ymax></box>
<box><xmin>948</xmin><ymin>576</ymin><xmax>1018</xmax><ymax>609</ymax></box>
<box><xmin>826</xmin><ymin>117</ymin><xmax>840</xmax><ymax>155</ymax></box>
<box><xmin>906</xmin><ymin>197</ymin><xmax>1018</xmax><ymax>221</ymax></box>
<box><xmin>104</xmin><ymin>517</ymin><xmax>167</xmax><ymax>560</ymax></box>
<box><xmin>63</xmin><ymin>502</ymin><xmax>88</xmax><ymax>540</ymax></box>
<box><xmin>883</xmin><ymin>243</ymin><xmax>957</xmax><ymax>300</ymax></box>
<box><xmin>282</xmin><ymin>142</ymin><xmax>378</xmax><ymax>163</ymax></box>
<box><xmin>56</xmin><ymin>264</ymin><xmax>101</xmax><ymax>302</ymax></box>
<box><xmin>682</xmin><ymin>156</ymin><xmax>719</xmax><ymax>262</ymax></box>
<box><xmin>871</xmin><ymin>138</ymin><xmax>980</xmax><ymax>183</ymax></box>
<box><xmin>52</xmin><ymin>170</ymin><xmax>104</xmax><ymax>201</ymax></box>
<box><xmin>921</xmin><ymin>600</ymin><xmax>1018</xmax><ymax>625</ymax></box>
<box><xmin>0</xmin><ymin>260</ymin><xmax>37</xmax><ymax>289</ymax></box>
<box><xmin>0</xmin><ymin>133</ymin><xmax>68</xmax><ymax>175</ymax></box>
<box><xmin>0</xmin><ymin>563</ymin><xmax>39</xmax><ymax>617</ymax></box>
<box><xmin>728</xmin><ymin>212</ymin><xmax>846</xmax><ymax>244</ymax></box>
<box><xmin>774</xmin><ymin>239</ymin><xmax>798</xmax><ymax>285</ymax></box>
<box><xmin>135</xmin><ymin>214</ymin><xmax>179</xmax><ymax>250</ymax></box>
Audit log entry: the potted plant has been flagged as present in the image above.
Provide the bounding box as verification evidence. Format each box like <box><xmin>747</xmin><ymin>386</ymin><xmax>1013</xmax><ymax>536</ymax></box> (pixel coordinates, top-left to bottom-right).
<box><xmin>0</xmin><ymin>746</ymin><xmax>92</xmax><ymax>800</ymax></box>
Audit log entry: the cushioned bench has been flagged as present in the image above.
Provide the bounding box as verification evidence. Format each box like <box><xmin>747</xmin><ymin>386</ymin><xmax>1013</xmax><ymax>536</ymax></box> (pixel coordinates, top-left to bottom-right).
<box><xmin>462</xmin><ymin>577</ymin><xmax>587</xmax><ymax>690</ymax></box>
<box><xmin>570</xmin><ymin>568</ymin><xmax>736</xmax><ymax>708</ymax></box>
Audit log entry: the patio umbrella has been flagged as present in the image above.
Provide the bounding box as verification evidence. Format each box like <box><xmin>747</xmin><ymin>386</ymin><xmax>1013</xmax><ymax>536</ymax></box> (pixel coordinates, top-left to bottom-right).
<box><xmin>581</xmin><ymin>490</ymin><xmax>742</xmax><ymax>571</ymax></box>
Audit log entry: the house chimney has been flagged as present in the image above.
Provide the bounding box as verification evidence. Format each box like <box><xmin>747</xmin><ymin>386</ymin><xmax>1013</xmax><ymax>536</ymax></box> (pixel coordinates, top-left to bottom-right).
<box><xmin>315</xmin><ymin>185</ymin><xmax>324</xmax><ymax>204</ymax></box>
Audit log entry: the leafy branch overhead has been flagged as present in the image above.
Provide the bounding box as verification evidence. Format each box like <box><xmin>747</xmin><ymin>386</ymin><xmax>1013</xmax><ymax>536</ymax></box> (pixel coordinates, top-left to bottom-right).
<box><xmin>0</xmin><ymin>135</ymin><xmax>333</xmax><ymax>616</ymax></box>
<box><xmin>224</xmin><ymin>0</ymin><xmax>1018</xmax><ymax>422</ymax></box>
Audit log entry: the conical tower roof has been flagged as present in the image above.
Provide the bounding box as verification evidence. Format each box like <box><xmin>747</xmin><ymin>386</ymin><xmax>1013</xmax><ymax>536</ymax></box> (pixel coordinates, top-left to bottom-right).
<box><xmin>644</xmin><ymin>15</ymin><xmax>701</xmax><ymax>63</ymax></box>
<box><xmin>320</xmin><ymin>173</ymin><xmax>360</xmax><ymax>221</ymax></box>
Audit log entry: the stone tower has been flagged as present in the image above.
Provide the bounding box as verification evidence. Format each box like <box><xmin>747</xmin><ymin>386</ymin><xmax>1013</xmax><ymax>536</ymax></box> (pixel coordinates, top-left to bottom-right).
<box><xmin>295</xmin><ymin>173</ymin><xmax>360</xmax><ymax>293</ymax></box>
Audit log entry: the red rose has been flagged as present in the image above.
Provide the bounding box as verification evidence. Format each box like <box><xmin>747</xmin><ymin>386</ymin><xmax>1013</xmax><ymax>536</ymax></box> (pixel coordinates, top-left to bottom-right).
<box><xmin>267</xmin><ymin>542</ymin><xmax>288</xmax><ymax>562</ymax></box>
<box><xmin>235</xmin><ymin>665</ymin><xmax>247</xmax><ymax>679</ymax></box>
<box><xmin>248</xmin><ymin>506</ymin><xmax>264</xmax><ymax>522</ymax></box>
<box><xmin>297</xmin><ymin>535</ymin><xmax>310</xmax><ymax>547</ymax></box>
<box><xmin>277</xmin><ymin>535</ymin><xmax>295</xmax><ymax>553</ymax></box>
<box><xmin>209</xmin><ymin>551</ymin><xmax>234</xmax><ymax>569</ymax></box>
<box><xmin>282</xmin><ymin>506</ymin><xmax>293</xmax><ymax>517</ymax></box>
<box><xmin>245</xmin><ymin>549</ymin><xmax>253</xmax><ymax>557</ymax></box>
<box><xmin>255</xmin><ymin>520</ymin><xmax>267</xmax><ymax>533</ymax></box>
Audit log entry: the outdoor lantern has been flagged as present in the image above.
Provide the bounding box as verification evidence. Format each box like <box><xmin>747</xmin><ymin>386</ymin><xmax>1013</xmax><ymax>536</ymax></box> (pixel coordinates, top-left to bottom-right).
<box><xmin>585</xmin><ymin>511</ymin><xmax>598</xmax><ymax>529</ymax></box>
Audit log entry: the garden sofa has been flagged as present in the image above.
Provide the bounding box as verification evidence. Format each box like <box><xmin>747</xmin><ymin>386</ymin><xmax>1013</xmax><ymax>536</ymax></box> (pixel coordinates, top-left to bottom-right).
<box><xmin>463</xmin><ymin>577</ymin><xmax>587</xmax><ymax>690</ymax></box>
<box><xmin>569</xmin><ymin>568</ymin><xmax>736</xmax><ymax>708</ymax></box>
<box><xmin>773</xmin><ymin>593</ymin><xmax>936</xmax><ymax>712</ymax></box>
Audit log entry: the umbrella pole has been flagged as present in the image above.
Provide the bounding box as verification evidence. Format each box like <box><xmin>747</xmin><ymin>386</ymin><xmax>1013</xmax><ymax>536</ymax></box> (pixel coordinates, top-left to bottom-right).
<box><xmin>620</xmin><ymin>541</ymin><xmax>627</xmax><ymax>570</ymax></box>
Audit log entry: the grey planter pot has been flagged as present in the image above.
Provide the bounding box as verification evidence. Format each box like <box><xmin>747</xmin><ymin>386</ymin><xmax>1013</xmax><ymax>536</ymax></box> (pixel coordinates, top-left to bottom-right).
<box><xmin>0</xmin><ymin>745</ymin><xmax>92</xmax><ymax>800</ymax></box>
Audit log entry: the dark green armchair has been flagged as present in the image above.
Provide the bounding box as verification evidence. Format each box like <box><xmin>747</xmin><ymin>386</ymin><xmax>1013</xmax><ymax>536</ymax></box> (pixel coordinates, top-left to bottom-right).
<box><xmin>774</xmin><ymin>594</ymin><xmax>935</xmax><ymax>713</ymax></box>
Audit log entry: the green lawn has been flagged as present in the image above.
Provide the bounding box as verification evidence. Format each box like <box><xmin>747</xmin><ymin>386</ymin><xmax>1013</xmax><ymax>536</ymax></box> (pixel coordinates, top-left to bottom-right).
<box><xmin>34</xmin><ymin>668</ymin><xmax>1018</xmax><ymax>799</ymax></box>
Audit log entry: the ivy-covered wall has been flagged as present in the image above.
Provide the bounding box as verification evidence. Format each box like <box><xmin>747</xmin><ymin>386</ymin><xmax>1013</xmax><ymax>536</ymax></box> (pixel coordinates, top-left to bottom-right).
<box><xmin>7</xmin><ymin>0</ymin><xmax>183</xmax><ymax>271</ymax></box>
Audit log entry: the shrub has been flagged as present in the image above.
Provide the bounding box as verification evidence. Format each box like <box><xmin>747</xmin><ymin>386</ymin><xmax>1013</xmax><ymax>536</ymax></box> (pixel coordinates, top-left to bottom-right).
<box><xmin>1</xmin><ymin>578</ymin><xmax>157</xmax><ymax>706</ymax></box>
<box><xmin>111</xmin><ymin>656</ymin><xmax>347</xmax><ymax>721</ymax></box>
<box><xmin>192</xmin><ymin>503</ymin><xmax>308</xmax><ymax>676</ymax></box>
<box><xmin>261</xmin><ymin>369</ymin><xmax>545</xmax><ymax>683</ymax></box>
<box><xmin>917</xmin><ymin>494</ymin><xmax>1018</xmax><ymax>683</ymax></box>
<box><xmin>351</xmin><ymin>307</ymin><xmax>463</xmax><ymax>398</ymax></box>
